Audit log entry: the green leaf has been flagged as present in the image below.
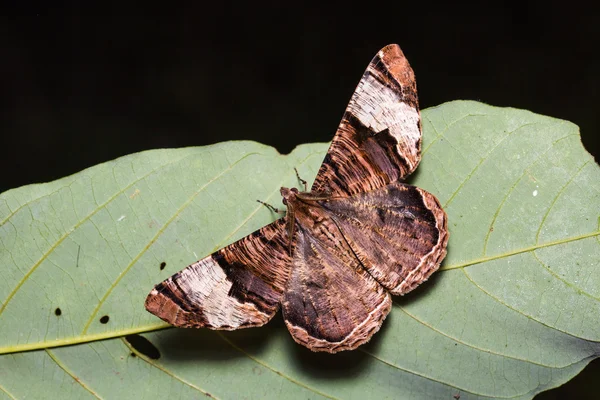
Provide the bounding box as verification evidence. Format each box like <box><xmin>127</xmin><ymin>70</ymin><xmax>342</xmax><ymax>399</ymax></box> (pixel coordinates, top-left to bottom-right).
<box><xmin>1</xmin><ymin>101</ymin><xmax>598</xmax><ymax>399</ymax></box>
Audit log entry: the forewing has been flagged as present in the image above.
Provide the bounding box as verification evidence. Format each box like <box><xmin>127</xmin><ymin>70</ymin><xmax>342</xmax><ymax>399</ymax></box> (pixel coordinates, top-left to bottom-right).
<box><xmin>145</xmin><ymin>219</ymin><xmax>290</xmax><ymax>330</ymax></box>
<box><xmin>321</xmin><ymin>182</ymin><xmax>448</xmax><ymax>295</ymax></box>
<box><xmin>282</xmin><ymin>212</ymin><xmax>392</xmax><ymax>353</ymax></box>
<box><xmin>312</xmin><ymin>44</ymin><xmax>421</xmax><ymax>196</ymax></box>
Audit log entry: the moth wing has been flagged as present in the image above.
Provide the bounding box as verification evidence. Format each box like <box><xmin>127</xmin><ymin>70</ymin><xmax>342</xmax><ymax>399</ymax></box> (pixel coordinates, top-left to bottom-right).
<box><xmin>312</xmin><ymin>44</ymin><xmax>421</xmax><ymax>197</ymax></box>
<box><xmin>282</xmin><ymin>215</ymin><xmax>392</xmax><ymax>353</ymax></box>
<box><xmin>321</xmin><ymin>182</ymin><xmax>448</xmax><ymax>295</ymax></box>
<box><xmin>145</xmin><ymin>219</ymin><xmax>290</xmax><ymax>330</ymax></box>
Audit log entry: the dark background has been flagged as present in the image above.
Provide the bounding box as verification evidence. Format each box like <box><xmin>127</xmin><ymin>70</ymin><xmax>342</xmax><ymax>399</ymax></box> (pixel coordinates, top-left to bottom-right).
<box><xmin>2</xmin><ymin>4</ymin><xmax>598</xmax><ymax>398</ymax></box>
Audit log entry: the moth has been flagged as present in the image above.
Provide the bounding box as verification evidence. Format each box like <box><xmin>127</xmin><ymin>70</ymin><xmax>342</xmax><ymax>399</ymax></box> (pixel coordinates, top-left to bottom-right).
<box><xmin>145</xmin><ymin>44</ymin><xmax>448</xmax><ymax>353</ymax></box>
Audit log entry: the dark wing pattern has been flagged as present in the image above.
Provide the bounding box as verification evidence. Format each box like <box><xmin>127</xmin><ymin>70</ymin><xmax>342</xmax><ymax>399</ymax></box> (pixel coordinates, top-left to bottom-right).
<box><xmin>311</xmin><ymin>44</ymin><xmax>421</xmax><ymax>197</ymax></box>
<box><xmin>145</xmin><ymin>220</ymin><xmax>290</xmax><ymax>330</ymax></box>
<box><xmin>282</xmin><ymin>206</ymin><xmax>392</xmax><ymax>353</ymax></box>
<box><xmin>321</xmin><ymin>182</ymin><xmax>448</xmax><ymax>295</ymax></box>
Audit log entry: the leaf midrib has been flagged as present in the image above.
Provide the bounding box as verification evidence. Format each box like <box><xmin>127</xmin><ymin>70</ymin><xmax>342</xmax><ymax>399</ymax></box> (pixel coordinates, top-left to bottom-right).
<box><xmin>1</xmin><ymin>229</ymin><xmax>597</xmax><ymax>355</ymax></box>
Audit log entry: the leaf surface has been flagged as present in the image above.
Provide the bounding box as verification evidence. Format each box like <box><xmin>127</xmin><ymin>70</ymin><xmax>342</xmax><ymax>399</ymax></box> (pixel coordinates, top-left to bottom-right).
<box><xmin>1</xmin><ymin>101</ymin><xmax>598</xmax><ymax>399</ymax></box>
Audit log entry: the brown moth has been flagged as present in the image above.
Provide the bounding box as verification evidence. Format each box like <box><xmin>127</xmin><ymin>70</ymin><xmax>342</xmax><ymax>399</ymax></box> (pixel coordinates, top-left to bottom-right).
<box><xmin>145</xmin><ymin>44</ymin><xmax>449</xmax><ymax>353</ymax></box>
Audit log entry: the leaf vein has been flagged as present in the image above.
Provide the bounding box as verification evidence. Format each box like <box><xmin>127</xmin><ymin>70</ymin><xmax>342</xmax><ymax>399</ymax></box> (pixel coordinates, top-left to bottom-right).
<box><xmin>0</xmin><ymin>383</ymin><xmax>17</xmax><ymax>400</ymax></box>
<box><xmin>120</xmin><ymin>338</ymin><xmax>216</xmax><ymax>399</ymax></box>
<box><xmin>0</xmin><ymin>323</ymin><xmax>171</xmax><ymax>355</ymax></box>
<box><xmin>361</xmin><ymin>348</ymin><xmax>527</xmax><ymax>399</ymax></box>
<box><xmin>531</xmin><ymin>251</ymin><xmax>600</xmax><ymax>302</ymax></box>
<box><xmin>217</xmin><ymin>332</ymin><xmax>337</xmax><ymax>400</ymax></box>
<box><xmin>443</xmin><ymin>123</ymin><xmax>535</xmax><ymax>209</ymax></box>
<box><xmin>0</xmin><ymin>152</ymin><xmax>202</xmax><ymax>320</ymax></box>
<box><xmin>45</xmin><ymin>348</ymin><xmax>103</xmax><ymax>399</ymax></box>
<box><xmin>460</xmin><ymin>269</ymin><xmax>595</xmax><ymax>340</ymax></box>
<box><xmin>393</xmin><ymin>302</ymin><xmax>569</xmax><ymax>368</ymax></box>
<box><xmin>482</xmin><ymin>133</ymin><xmax>578</xmax><ymax>255</ymax></box>
<box><xmin>535</xmin><ymin>160</ymin><xmax>591</xmax><ymax>243</ymax></box>
<box><xmin>441</xmin><ymin>231</ymin><xmax>600</xmax><ymax>271</ymax></box>
<box><xmin>211</xmin><ymin>150</ymin><xmax>324</xmax><ymax>252</ymax></box>
<box><xmin>421</xmin><ymin>112</ymin><xmax>487</xmax><ymax>156</ymax></box>
<box><xmin>81</xmin><ymin>151</ymin><xmax>264</xmax><ymax>334</ymax></box>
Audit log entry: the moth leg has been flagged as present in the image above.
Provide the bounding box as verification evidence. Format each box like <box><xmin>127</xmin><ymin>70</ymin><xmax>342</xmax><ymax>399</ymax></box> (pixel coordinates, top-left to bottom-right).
<box><xmin>294</xmin><ymin>168</ymin><xmax>308</xmax><ymax>192</ymax></box>
<box><xmin>256</xmin><ymin>200</ymin><xmax>285</xmax><ymax>214</ymax></box>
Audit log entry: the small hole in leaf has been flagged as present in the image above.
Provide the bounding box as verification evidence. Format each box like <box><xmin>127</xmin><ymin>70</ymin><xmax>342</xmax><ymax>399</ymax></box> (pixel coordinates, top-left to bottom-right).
<box><xmin>100</xmin><ymin>315</ymin><xmax>110</xmax><ymax>324</ymax></box>
<box><xmin>55</xmin><ymin>308</ymin><xmax>62</xmax><ymax>316</ymax></box>
<box><xmin>125</xmin><ymin>334</ymin><xmax>160</xmax><ymax>360</ymax></box>
<box><xmin>130</xmin><ymin>352</ymin><xmax>136</xmax><ymax>357</ymax></box>
<box><xmin>160</xmin><ymin>262</ymin><xmax>166</xmax><ymax>270</ymax></box>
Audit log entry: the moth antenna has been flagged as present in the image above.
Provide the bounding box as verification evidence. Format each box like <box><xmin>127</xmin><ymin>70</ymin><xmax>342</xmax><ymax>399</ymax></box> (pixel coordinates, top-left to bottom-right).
<box><xmin>294</xmin><ymin>168</ymin><xmax>308</xmax><ymax>192</ymax></box>
<box><xmin>256</xmin><ymin>200</ymin><xmax>285</xmax><ymax>214</ymax></box>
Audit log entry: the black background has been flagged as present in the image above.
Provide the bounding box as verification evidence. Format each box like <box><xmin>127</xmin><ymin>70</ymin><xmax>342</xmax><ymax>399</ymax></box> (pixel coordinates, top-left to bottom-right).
<box><xmin>2</xmin><ymin>4</ymin><xmax>599</xmax><ymax>398</ymax></box>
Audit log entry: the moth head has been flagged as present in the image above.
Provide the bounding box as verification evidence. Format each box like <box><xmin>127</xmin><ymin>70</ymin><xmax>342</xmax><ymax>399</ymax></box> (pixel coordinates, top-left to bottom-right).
<box><xmin>280</xmin><ymin>187</ymin><xmax>299</xmax><ymax>205</ymax></box>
